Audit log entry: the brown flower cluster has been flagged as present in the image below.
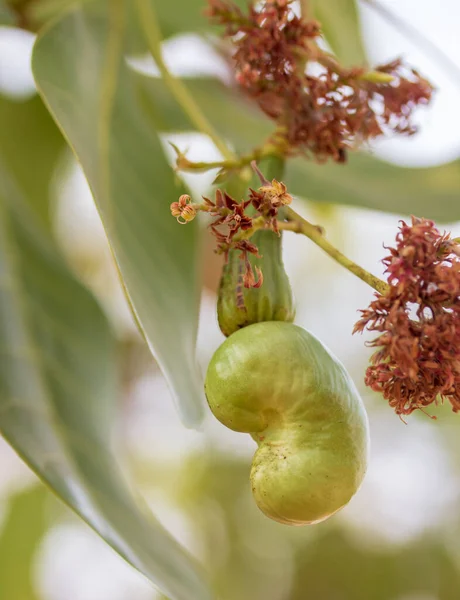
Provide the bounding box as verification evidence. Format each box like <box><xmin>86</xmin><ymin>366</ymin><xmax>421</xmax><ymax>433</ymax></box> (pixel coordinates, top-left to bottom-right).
<box><xmin>203</xmin><ymin>188</ymin><xmax>260</xmax><ymax>277</ymax></box>
<box><xmin>170</xmin><ymin>170</ymin><xmax>292</xmax><ymax>288</ymax></box>
<box><xmin>371</xmin><ymin>59</ymin><xmax>434</xmax><ymax>136</ymax></box>
<box><xmin>207</xmin><ymin>0</ymin><xmax>433</xmax><ymax>162</ymax></box>
<box><xmin>354</xmin><ymin>217</ymin><xmax>460</xmax><ymax>418</ymax></box>
<box><xmin>204</xmin><ymin>176</ymin><xmax>291</xmax><ymax>287</ymax></box>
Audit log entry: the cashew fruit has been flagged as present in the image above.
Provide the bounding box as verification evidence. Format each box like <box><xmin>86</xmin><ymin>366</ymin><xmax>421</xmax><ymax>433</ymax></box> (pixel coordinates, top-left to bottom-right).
<box><xmin>217</xmin><ymin>227</ymin><xmax>295</xmax><ymax>337</ymax></box>
<box><xmin>205</xmin><ymin>321</ymin><xmax>369</xmax><ymax>525</ymax></box>
<box><xmin>217</xmin><ymin>155</ymin><xmax>295</xmax><ymax>337</ymax></box>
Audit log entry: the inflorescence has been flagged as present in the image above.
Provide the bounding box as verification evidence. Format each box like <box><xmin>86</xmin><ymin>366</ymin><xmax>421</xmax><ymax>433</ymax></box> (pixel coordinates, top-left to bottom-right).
<box><xmin>170</xmin><ymin>168</ymin><xmax>292</xmax><ymax>289</ymax></box>
<box><xmin>354</xmin><ymin>218</ymin><xmax>460</xmax><ymax>417</ymax></box>
<box><xmin>207</xmin><ymin>0</ymin><xmax>433</xmax><ymax>162</ymax></box>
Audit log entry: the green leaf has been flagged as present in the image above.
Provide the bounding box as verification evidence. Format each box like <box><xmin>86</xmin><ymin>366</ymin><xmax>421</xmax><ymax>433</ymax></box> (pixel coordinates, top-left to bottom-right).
<box><xmin>33</xmin><ymin>2</ymin><xmax>204</xmax><ymax>427</ymax></box>
<box><xmin>290</xmin><ymin>529</ymin><xmax>460</xmax><ymax>600</ymax></box>
<box><xmin>127</xmin><ymin>0</ymin><xmax>247</xmax><ymax>43</ymax></box>
<box><xmin>311</xmin><ymin>0</ymin><xmax>366</xmax><ymax>65</ymax></box>
<box><xmin>153</xmin><ymin>0</ymin><xmax>247</xmax><ymax>37</ymax></box>
<box><xmin>0</xmin><ymin>159</ymin><xmax>212</xmax><ymax>600</ymax></box>
<box><xmin>137</xmin><ymin>74</ymin><xmax>460</xmax><ymax>222</ymax></box>
<box><xmin>0</xmin><ymin>486</ymin><xmax>50</xmax><ymax>600</ymax></box>
<box><xmin>286</xmin><ymin>153</ymin><xmax>460</xmax><ymax>223</ymax></box>
<box><xmin>144</xmin><ymin>0</ymin><xmax>218</xmax><ymax>39</ymax></box>
<box><xmin>0</xmin><ymin>2</ymin><xmax>15</xmax><ymax>25</ymax></box>
<box><xmin>0</xmin><ymin>93</ymin><xmax>65</xmax><ymax>229</ymax></box>
<box><xmin>4</xmin><ymin>0</ymin><xmax>238</xmax><ymax>43</ymax></box>
<box><xmin>124</xmin><ymin>0</ymin><xmax>248</xmax><ymax>55</ymax></box>
<box><xmin>135</xmin><ymin>76</ymin><xmax>271</xmax><ymax>152</ymax></box>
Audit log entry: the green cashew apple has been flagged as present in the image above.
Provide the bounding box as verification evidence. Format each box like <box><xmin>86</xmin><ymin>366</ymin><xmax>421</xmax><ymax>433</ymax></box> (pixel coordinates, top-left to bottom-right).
<box><xmin>205</xmin><ymin>321</ymin><xmax>369</xmax><ymax>525</ymax></box>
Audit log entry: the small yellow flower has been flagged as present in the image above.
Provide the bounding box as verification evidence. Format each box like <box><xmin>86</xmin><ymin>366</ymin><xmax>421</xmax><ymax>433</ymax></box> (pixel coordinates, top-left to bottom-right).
<box><xmin>170</xmin><ymin>194</ymin><xmax>197</xmax><ymax>224</ymax></box>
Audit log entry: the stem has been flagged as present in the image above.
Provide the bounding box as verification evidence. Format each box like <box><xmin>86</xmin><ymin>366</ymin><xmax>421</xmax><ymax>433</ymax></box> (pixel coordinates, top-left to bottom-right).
<box><xmin>281</xmin><ymin>207</ymin><xmax>389</xmax><ymax>295</ymax></box>
<box><xmin>317</xmin><ymin>54</ymin><xmax>395</xmax><ymax>83</ymax></box>
<box><xmin>232</xmin><ymin>216</ymin><xmax>267</xmax><ymax>242</ymax></box>
<box><xmin>191</xmin><ymin>203</ymin><xmax>231</xmax><ymax>216</ymax></box>
<box><xmin>358</xmin><ymin>71</ymin><xmax>395</xmax><ymax>84</ymax></box>
<box><xmin>134</xmin><ymin>0</ymin><xmax>235</xmax><ymax>161</ymax></box>
<box><xmin>174</xmin><ymin>143</ymin><xmax>280</xmax><ymax>174</ymax></box>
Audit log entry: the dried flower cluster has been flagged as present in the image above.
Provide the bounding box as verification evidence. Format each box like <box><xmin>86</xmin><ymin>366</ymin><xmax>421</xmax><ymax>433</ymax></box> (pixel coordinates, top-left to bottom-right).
<box><xmin>249</xmin><ymin>177</ymin><xmax>292</xmax><ymax>233</ymax></box>
<box><xmin>207</xmin><ymin>0</ymin><xmax>433</xmax><ymax>162</ymax></box>
<box><xmin>170</xmin><ymin>171</ymin><xmax>292</xmax><ymax>288</ymax></box>
<box><xmin>354</xmin><ymin>217</ymin><xmax>460</xmax><ymax>417</ymax></box>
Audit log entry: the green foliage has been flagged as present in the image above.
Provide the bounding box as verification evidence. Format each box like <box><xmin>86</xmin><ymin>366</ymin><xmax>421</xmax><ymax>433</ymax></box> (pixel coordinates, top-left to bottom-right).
<box><xmin>311</xmin><ymin>0</ymin><xmax>366</xmax><ymax>65</ymax></box>
<box><xmin>0</xmin><ymin>1</ymin><xmax>15</xmax><ymax>25</ymax></box>
<box><xmin>286</xmin><ymin>153</ymin><xmax>460</xmax><ymax>222</ymax></box>
<box><xmin>290</xmin><ymin>529</ymin><xmax>460</xmax><ymax>600</ymax></box>
<box><xmin>175</xmin><ymin>450</ymin><xmax>460</xmax><ymax>600</ymax></box>
<box><xmin>145</xmin><ymin>0</ymin><xmax>248</xmax><ymax>39</ymax></box>
<box><xmin>0</xmin><ymin>93</ymin><xmax>64</xmax><ymax>229</ymax></box>
<box><xmin>0</xmin><ymin>156</ymin><xmax>212</xmax><ymax>599</ymax></box>
<box><xmin>7</xmin><ymin>0</ymin><xmax>247</xmax><ymax>42</ymax></box>
<box><xmin>0</xmin><ymin>486</ymin><xmax>49</xmax><ymax>600</ymax></box>
<box><xmin>33</xmin><ymin>2</ymin><xmax>204</xmax><ymax>427</ymax></box>
<box><xmin>135</xmin><ymin>76</ymin><xmax>269</xmax><ymax>150</ymax></box>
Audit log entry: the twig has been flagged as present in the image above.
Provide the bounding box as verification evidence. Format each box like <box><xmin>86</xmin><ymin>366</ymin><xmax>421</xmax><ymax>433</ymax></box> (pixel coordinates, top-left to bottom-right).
<box><xmin>172</xmin><ymin>142</ymin><xmax>280</xmax><ymax>174</ymax></box>
<box><xmin>281</xmin><ymin>207</ymin><xmax>389</xmax><ymax>295</ymax></box>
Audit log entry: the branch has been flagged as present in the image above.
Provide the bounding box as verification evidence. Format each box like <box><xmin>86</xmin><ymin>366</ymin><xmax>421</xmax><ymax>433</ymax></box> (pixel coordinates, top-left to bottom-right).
<box><xmin>171</xmin><ymin>139</ymin><xmax>282</xmax><ymax>174</ymax></box>
<box><xmin>281</xmin><ymin>207</ymin><xmax>389</xmax><ymax>295</ymax></box>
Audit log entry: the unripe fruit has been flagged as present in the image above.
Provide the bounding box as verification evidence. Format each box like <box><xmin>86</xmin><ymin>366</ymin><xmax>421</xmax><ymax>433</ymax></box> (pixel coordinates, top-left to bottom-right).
<box><xmin>205</xmin><ymin>321</ymin><xmax>369</xmax><ymax>525</ymax></box>
<box><xmin>217</xmin><ymin>228</ymin><xmax>295</xmax><ymax>337</ymax></box>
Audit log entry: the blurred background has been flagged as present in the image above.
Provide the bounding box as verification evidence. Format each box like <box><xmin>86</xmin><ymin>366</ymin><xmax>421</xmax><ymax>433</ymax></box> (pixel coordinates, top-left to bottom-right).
<box><xmin>1</xmin><ymin>1</ymin><xmax>460</xmax><ymax>599</ymax></box>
